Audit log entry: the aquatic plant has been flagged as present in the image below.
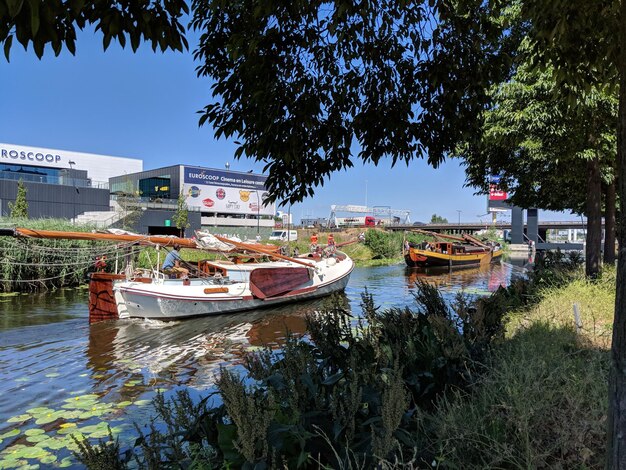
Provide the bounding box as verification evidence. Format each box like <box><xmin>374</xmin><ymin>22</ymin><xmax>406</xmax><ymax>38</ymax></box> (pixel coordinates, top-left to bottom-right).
<box><xmin>74</xmin><ymin>281</ymin><xmax>507</xmax><ymax>468</ymax></box>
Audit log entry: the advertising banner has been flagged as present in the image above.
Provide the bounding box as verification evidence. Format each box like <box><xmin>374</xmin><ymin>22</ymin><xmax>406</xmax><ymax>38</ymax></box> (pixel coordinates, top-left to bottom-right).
<box><xmin>488</xmin><ymin>174</ymin><xmax>507</xmax><ymax>201</ymax></box>
<box><xmin>487</xmin><ymin>174</ymin><xmax>510</xmax><ymax>211</ymax></box>
<box><xmin>182</xmin><ymin>166</ymin><xmax>275</xmax><ymax>216</ymax></box>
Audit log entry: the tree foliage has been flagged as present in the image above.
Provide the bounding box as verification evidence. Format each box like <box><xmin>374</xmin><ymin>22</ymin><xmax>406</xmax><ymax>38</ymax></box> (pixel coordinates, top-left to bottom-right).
<box><xmin>0</xmin><ymin>0</ymin><xmax>189</xmax><ymax>60</ymax></box>
<box><xmin>191</xmin><ymin>0</ymin><xmax>512</xmax><ymax>204</ymax></box>
<box><xmin>8</xmin><ymin>179</ymin><xmax>28</xmax><ymax>218</ymax></box>
<box><xmin>462</xmin><ymin>64</ymin><xmax>617</xmax><ymax>213</ymax></box>
<box><xmin>172</xmin><ymin>191</ymin><xmax>190</xmax><ymax>236</ymax></box>
<box><xmin>430</xmin><ymin>213</ymin><xmax>448</xmax><ymax>224</ymax></box>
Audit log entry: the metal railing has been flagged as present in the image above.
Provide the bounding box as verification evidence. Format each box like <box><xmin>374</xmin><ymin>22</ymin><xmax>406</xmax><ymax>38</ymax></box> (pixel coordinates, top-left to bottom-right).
<box><xmin>0</xmin><ymin>170</ymin><xmax>109</xmax><ymax>189</ymax></box>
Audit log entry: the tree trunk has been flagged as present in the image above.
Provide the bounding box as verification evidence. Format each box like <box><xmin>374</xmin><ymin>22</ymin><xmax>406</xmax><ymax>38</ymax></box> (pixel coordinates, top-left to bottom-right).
<box><xmin>605</xmin><ymin>179</ymin><xmax>617</xmax><ymax>265</ymax></box>
<box><xmin>608</xmin><ymin>0</ymin><xmax>626</xmax><ymax>466</ymax></box>
<box><xmin>585</xmin><ymin>156</ymin><xmax>602</xmax><ymax>278</ymax></box>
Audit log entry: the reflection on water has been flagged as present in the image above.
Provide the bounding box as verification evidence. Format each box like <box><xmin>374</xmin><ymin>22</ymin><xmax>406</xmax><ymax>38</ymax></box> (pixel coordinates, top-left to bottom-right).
<box><xmin>0</xmin><ymin>260</ymin><xmax>529</xmax><ymax>461</ymax></box>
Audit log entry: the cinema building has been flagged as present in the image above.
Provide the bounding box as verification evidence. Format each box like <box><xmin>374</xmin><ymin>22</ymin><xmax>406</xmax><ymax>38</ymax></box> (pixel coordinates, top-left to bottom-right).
<box><xmin>109</xmin><ymin>165</ymin><xmax>276</xmax><ymax>237</ymax></box>
<box><xmin>0</xmin><ymin>143</ymin><xmax>142</xmax><ymax>219</ymax></box>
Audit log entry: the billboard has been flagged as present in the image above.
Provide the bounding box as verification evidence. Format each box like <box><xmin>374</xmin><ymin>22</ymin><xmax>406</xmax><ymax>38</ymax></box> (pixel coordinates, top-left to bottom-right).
<box><xmin>181</xmin><ymin>166</ymin><xmax>275</xmax><ymax>216</ymax></box>
<box><xmin>487</xmin><ymin>175</ymin><xmax>510</xmax><ymax>211</ymax></box>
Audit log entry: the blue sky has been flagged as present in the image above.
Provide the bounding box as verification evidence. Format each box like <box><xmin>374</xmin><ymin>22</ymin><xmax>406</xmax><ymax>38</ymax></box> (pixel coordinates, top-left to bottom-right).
<box><xmin>0</xmin><ymin>29</ymin><xmax>571</xmax><ymax>224</ymax></box>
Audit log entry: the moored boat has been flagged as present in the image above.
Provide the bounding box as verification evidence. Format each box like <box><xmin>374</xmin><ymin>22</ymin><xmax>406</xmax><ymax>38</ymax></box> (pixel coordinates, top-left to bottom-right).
<box><xmin>1</xmin><ymin>227</ymin><xmax>354</xmax><ymax>322</ymax></box>
<box><xmin>110</xmin><ymin>253</ymin><xmax>353</xmax><ymax>320</ymax></box>
<box><xmin>404</xmin><ymin>230</ymin><xmax>502</xmax><ymax>269</ymax></box>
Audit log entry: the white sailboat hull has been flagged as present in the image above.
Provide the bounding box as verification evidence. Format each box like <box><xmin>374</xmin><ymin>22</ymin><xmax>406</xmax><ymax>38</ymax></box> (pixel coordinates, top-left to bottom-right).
<box><xmin>114</xmin><ymin>256</ymin><xmax>354</xmax><ymax>320</ymax></box>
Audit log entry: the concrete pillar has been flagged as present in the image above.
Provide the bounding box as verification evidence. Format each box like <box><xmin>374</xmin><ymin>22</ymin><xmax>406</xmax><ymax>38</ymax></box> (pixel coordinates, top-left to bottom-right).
<box><xmin>527</xmin><ymin>208</ymin><xmax>539</xmax><ymax>243</ymax></box>
<box><xmin>511</xmin><ymin>207</ymin><xmax>524</xmax><ymax>244</ymax></box>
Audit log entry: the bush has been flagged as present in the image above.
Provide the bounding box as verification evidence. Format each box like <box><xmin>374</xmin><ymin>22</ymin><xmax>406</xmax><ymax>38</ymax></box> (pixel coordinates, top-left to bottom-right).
<box><xmin>79</xmin><ymin>283</ymin><xmax>507</xmax><ymax>468</ymax></box>
<box><xmin>364</xmin><ymin>230</ymin><xmax>402</xmax><ymax>259</ymax></box>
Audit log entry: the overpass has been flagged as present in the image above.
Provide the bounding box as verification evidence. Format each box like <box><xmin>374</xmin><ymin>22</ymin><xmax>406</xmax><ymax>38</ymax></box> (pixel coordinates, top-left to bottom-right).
<box><xmin>389</xmin><ymin>220</ymin><xmax>590</xmax><ymax>233</ymax></box>
<box><xmin>385</xmin><ymin>219</ymin><xmax>588</xmax><ymax>250</ymax></box>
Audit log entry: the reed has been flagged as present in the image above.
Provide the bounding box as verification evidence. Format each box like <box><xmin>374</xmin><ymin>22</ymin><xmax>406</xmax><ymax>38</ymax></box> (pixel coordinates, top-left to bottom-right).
<box><xmin>0</xmin><ymin>218</ymin><xmax>112</xmax><ymax>292</ymax></box>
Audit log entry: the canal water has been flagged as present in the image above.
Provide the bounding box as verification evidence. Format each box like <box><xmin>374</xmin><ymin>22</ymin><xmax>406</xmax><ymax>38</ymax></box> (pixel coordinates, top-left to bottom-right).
<box><xmin>0</xmin><ymin>258</ymin><xmax>531</xmax><ymax>467</ymax></box>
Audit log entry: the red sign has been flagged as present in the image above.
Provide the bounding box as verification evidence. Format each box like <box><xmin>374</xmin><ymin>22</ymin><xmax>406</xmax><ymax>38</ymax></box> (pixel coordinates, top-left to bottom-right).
<box><xmin>489</xmin><ymin>184</ymin><xmax>507</xmax><ymax>201</ymax></box>
<box><xmin>202</xmin><ymin>198</ymin><xmax>215</xmax><ymax>208</ymax></box>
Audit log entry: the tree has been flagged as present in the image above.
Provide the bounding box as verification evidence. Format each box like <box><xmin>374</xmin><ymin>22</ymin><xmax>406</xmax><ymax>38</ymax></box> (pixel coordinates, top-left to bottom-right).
<box><xmin>430</xmin><ymin>214</ymin><xmax>448</xmax><ymax>224</ymax></box>
<box><xmin>461</xmin><ymin>63</ymin><xmax>617</xmax><ymax>278</ymax></box>
<box><xmin>1</xmin><ymin>1</ymin><xmax>188</xmax><ymax>60</ymax></box>
<box><xmin>8</xmin><ymin>179</ymin><xmax>28</xmax><ymax>218</ymax></box>
<box><xmin>191</xmin><ymin>0</ymin><xmax>512</xmax><ymax>204</ymax></box>
<box><xmin>517</xmin><ymin>0</ymin><xmax>624</xmax><ymax>465</ymax></box>
<box><xmin>172</xmin><ymin>191</ymin><xmax>190</xmax><ymax>237</ymax></box>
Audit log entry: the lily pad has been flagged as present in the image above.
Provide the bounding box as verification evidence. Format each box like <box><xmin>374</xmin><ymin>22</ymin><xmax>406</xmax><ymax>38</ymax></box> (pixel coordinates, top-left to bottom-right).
<box><xmin>40</xmin><ymin>454</ymin><xmax>57</xmax><ymax>464</ymax></box>
<box><xmin>58</xmin><ymin>457</ymin><xmax>73</xmax><ymax>468</ymax></box>
<box><xmin>134</xmin><ymin>400</ymin><xmax>152</xmax><ymax>406</ymax></box>
<box><xmin>0</xmin><ymin>460</ymin><xmax>28</xmax><ymax>469</ymax></box>
<box><xmin>116</xmin><ymin>401</ymin><xmax>132</xmax><ymax>408</ymax></box>
<box><xmin>25</xmin><ymin>407</ymin><xmax>53</xmax><ymax>416</ymax></box>
<box><xmin>0</xmin><ymin>429</ymin><xmax>20</xmax><ymax>439</ymax></box>
<box><xmin>36</xmin><ymin>438</ymin><xmax>69</xmax><ymax>451</ymax></box>
<box><xmin>44</xmin><ymin>373</ymin><xmax>60</xmax><ymax>378</ymax></box>
<box><xmin>26</xmin><ymin>434</ymin><xmax>51</xmax><ymax>444</ymax></box>
<box><xmin>24</xmin><ymin>429</ymin><xmax>45</xmax><ymax>436</ymax></box>
<box><xmin>7</xmin><ymin>414</ymin><xmax>31</xmax><ymax>423</ymax></box>
<box><xmin>34</xmin><ymin>411</ymin><xmax>64</xmax><ymax>425</ymax></box>
<box><xmin>4</xmin><ymin>445</ymin><xmax>49</xmax><ymax>460</ymax></box>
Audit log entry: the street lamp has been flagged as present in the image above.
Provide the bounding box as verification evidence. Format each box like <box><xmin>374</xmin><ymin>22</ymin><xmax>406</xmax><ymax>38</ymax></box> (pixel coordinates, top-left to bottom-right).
<box><xmin>68</xmin><ymin>161</ymin><xmax>79</xmax><ymax>223</ymax></box>
<box><xmin>457</xmin><ymin>210</ymin><xmax>462</xmax><ymax>226</ymax></box>
<box><xmin>255</xmin><ymin>190</ymin><xmax>260</xmax><ymax>235</ymax></box>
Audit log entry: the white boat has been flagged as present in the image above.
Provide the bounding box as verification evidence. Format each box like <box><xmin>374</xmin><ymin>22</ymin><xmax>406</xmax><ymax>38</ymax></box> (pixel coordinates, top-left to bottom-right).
<box><xmin>112</xmin><ymin>253</ymin><xmax>354</xmax><ymax>320</ymax></box>
<box><xmin>3</xmin><ymin>227</ymin><xmax>354</xmax><ymax>321</ymax></box>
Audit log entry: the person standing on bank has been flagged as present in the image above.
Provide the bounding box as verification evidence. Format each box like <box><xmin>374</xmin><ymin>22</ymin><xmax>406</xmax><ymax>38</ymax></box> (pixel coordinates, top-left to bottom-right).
<box><xmin>162</xmin><ymin>245</ymin><xmax>189</xmax><ymax>278</ymax></box>
<box><xmin>310</xmin><ymin>232</ymin><xmax>319</xmax><ymax>252</ymax></box>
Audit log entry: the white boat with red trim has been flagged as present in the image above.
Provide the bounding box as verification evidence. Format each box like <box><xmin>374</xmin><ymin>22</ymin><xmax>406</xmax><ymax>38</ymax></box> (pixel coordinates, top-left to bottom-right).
<box><xmin>112</xmin><ymin>252</ymin><xmax>354</xmax><ymax>320</ymax></box>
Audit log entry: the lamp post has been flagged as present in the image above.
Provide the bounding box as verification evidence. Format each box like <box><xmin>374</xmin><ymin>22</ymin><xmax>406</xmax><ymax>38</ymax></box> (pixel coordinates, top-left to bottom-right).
<box><xmin>457</xmin><ymin>210</ymin><xmax>462</xmax><ymax>226</ymax></box>
<box><xmin>68</xmin><ymin>161</ymin><xmax>78</xmax><ymax>223</ymax></box>
<box><xmin>256</xmin><ymin>190</ymin><xmax>260</xmax><ymax>235</ymax></box>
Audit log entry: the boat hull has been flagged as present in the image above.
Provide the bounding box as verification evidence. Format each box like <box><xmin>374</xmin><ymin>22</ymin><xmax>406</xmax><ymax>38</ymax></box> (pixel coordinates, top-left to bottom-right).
<box><xmin>114</xmin><ymin>258</ymin><xmax>354</xmax><ymax>320</ymax></box>
<box><xmin>404</xmin><ymin>248</ymin><xmax>503</xmax><ymax>268</ymax></box>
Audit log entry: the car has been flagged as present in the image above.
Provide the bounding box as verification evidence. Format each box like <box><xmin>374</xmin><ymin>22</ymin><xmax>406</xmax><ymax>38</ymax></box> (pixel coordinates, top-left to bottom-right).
<box><xmin>268</xmin><ymin>230</ymin><xmax>298</xmax><ymax>241</ymax></box>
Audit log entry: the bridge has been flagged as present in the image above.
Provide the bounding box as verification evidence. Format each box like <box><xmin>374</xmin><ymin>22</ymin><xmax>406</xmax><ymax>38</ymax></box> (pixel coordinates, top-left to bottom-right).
<box><xmin>387</xmin><ymin>220</ymin><xmax>592</xmax><ymax>251</ymax></box>
<box><xmin>389</xmin><ymin>220</ymin><xmax>590</xmax><ymax>233</ymax></box>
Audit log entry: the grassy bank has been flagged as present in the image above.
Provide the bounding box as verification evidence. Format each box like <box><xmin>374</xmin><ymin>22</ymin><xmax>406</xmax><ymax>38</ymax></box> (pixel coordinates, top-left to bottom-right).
<box><xmin>429</xmin><ymin>262</ymin><xmax>613</xmax><ymax>468</ymax></box>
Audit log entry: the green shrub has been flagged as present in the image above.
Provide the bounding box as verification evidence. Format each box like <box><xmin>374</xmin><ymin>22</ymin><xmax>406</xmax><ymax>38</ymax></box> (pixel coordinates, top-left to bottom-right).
<box><xmin>79</xmin><ymin>282</ymin><xmax>508</xmax><ymax>468</ymax></box>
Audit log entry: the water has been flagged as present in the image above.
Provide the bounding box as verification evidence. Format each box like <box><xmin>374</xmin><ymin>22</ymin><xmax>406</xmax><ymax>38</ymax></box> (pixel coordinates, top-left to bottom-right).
<box><xmin>0</xmin><ymin>258</ymin><xmax>530</xmax><ymax>467</ymax></box>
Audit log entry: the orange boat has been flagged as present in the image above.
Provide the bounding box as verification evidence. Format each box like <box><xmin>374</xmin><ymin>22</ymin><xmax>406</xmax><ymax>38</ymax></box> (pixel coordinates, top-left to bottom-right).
<box><xmin>404</xmin><ymin>230</ymin><xmax>502</xmax><ymax>269</ymax></box>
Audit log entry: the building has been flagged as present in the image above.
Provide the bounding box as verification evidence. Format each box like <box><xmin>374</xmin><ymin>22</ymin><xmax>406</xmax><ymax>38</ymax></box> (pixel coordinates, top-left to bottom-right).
<box><xmin>109</xmin><ymin>165</ymin><xmax>276</xmax><ymax>237</ymax></box>
<box><xmin>0</xmin><ymin>143</ymin><xmax>142</xmax><ymax>218</ymax></box>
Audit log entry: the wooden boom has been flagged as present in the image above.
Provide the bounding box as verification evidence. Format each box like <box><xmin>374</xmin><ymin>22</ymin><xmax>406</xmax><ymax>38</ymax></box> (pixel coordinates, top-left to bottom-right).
<box><xmin>10</xmin><ymin>228</ymin><xmax>197</xmax><ymax>247</ymax></box>
<box><xmin>3</xmin><ymin>228</ymin><xmax>279</xmax><ymax>253</ymax></box>
<box><xmin>409</xmin><ymin>229</ymin><xmax>466</xmax><ymax>242</ymax></box>
<box><xmin>213</xmin><ymin>234</ymin><xmax>315</xmax><ymax>268</ymax></box>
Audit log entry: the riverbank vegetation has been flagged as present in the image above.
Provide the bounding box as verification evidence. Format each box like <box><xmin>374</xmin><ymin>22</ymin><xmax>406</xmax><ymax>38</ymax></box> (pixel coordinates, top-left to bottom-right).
<box><xmin>0</xmin><ymin>219</ymin><xmax>108</xmax><ymax>292</ymax></box>
<box><xmin>74</xmin><ymin>252</ymin><xmax>612</xmax><ymax>469</ymax></box>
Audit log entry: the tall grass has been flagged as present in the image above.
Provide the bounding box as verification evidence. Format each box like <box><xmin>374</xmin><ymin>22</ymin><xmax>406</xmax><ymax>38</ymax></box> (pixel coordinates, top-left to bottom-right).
<box><xmin>428</xmin><ymin>263</ymin><xmax>613</xmax><ymax>468</ymax></box>
<box><xmin>0</xmin><ymin>218</ymin><xmax>113</xmax><ymax>292</ymax></box>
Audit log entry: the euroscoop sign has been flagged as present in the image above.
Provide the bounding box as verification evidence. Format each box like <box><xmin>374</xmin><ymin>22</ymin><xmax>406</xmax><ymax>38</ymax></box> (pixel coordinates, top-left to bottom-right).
<box><xmin>1</xmin><ymin>148</ymin><xmax>62</xmax><ymax>164</ymax></box>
